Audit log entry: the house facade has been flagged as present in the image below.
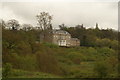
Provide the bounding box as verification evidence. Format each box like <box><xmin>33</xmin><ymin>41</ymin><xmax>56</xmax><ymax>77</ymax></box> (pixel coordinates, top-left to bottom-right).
<box><xmin>40</xmin><ymin>30</ymin><xmax>80</xmax><ymax>47</ymax></box>
<box><xmin>52</xmin><ymin>30</ymin><xmax>71</xmax><ymax>47</ymax></box>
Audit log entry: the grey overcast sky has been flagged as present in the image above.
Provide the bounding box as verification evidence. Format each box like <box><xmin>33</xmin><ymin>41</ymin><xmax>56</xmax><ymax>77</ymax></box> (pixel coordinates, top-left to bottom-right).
<box><xmin>0</xmin><ymin>1</ymin><xmax>118</xmax><ymax>30</ymax></box>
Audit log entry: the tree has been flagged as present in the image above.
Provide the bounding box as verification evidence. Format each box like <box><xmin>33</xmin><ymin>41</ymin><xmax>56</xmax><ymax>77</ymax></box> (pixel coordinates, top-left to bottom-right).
<box><xmin>95</xmin><ymin>23</ymin><xmax>99</xmax><ymax>30</ymax></box>
<box><xmin>59</xmin><ymin>24</ymin><xmax>66</xmax><ymax>29</ymax></box>
<box><xmin>95</xmin><ymin>38</ymin><xmax>111</xmax><ymax>48</ymax></box>
<box><xmin>0</xmin><ymin>19</ymin><xmax>6</xmax><ymax>29</ymax></box>
<box><xmin>2</xmin><ymin>63</ymin><xmax>12</xmax><ymax>78</ymax></box>
<box><xmin>36</xmin><ymin>12</ymin><xmax>53</xmax><ymax>42</ymax></box>
<box><xmin>106</xmin><ymin>56</ymin><xmax>118</xmax><ymax>72</ymax></box>
<box><xmin>22</xmin><ymin>24</ymin><xmax>33</xmax><ymax>31</ymax></box>
<box><xmin>75</xmin><ymin>24</ymin><xmax>84</xmax><ymax>29</ymax></box>
<box><xmin>36</xmin><ymin>12</ymin><xmax>52</xmax><ymax>30</ymax></box>
<box><xmin>67</xmin><ymin>52</ymin><xmax>85</xmax><ymax>64</ymax></box>
<box><xmin>7</xmin><ymin>19</ymin><xmax>20</xmax><ymax>30</ymax></box>
<box><xmin>94</xmin><ymin>61</ymin><xmax>109</xmax><ymax>78</ymax></box>
<box><xmin>111</xmin><ymin>40</ymin><xmax>118</xmax><ymax>50</ymax></box>
<box><xmin>35</xmin><ymin>51</ymin><xmax>61</xmax><ymax>75</ymax></box>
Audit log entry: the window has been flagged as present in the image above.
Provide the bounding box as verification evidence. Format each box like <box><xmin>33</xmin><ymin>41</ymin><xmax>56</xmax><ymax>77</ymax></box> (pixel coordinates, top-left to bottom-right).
<box><xmin>58</xmin><ymin>40</ymin><xmax>66</xmax><ymax>46</ymax></box>
<box><xmin>61</xmin><ymin>36</ymin><xmax>65</xmax><ymax>39</ymax></box>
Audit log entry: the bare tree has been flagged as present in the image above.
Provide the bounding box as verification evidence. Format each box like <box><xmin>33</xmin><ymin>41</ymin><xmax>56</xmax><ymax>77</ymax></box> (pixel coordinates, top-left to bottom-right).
<box><xmin>7</xmin><ymin>19</ymin><xmax>20</xmax><ymax>30</ymax></box>
<box><xmin>36</xmin><ymin>12</ymin><xmax>52</xmax><ymax>30</ymax></box>
<box><xmin>36</xmin><ymin>12</ymin><xmax>53</xmax><ymax>42</ymax></box>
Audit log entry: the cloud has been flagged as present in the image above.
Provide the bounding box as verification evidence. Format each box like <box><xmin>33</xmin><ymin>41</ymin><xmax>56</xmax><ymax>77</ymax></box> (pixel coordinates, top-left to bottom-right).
<box><xmin>1</xmin><ymin>2</ymin><xmax>118</xmax><ymax>30</ymax></box>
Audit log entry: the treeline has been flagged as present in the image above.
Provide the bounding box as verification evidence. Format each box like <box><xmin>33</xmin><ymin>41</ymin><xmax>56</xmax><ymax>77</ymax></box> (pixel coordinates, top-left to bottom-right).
<box><xmin>1</xmin><ymin>19</ymin><xmax>119</xmax><ymax>50</ymax></box>
<box><xmin>59</xmin><ymin>24</ymin><xmax>119</xmax><ymax>49</ymax></box>
<box><xmin>1</xmin><ymin>19</ymin><xmax>41</xmax><ymax>31</ymax></box>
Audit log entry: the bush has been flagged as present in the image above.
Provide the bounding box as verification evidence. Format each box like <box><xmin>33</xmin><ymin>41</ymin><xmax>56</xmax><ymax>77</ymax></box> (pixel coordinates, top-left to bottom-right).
<box><xmin>35</xmin><ymin>51</ymin><xmax>62</xmax><ymax>75</ymax></box>
<box><xmin>3</xmin><ymin>53</ymin><xmax>37</xmax><ymax>71</ymax></box>
<box><xmin>97</xmin><ymin>47</ymin><xmax>115</xmax><ymax>59</ymax></box>
<box><xmin>16</xmin><ymin>41</ymin><xmax>32</xmax><ymax>54</ymax></box>
<box><xmin>66</xmin><ymin>52</ymin><xmax>84</xmax><ymax>64</ymax></box>
<box><xmin>2</xmin><ymin>63</ymin><xmax>12</xmax><ymax>78</ymax></box>
<box><xmin>94</xmin><ymin>61</ymin><xmax>109</xmax><ymax>78</ymax></box>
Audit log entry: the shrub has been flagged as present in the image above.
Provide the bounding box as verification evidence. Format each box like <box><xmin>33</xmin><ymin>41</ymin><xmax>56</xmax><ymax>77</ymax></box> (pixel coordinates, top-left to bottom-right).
<box><xmin>35</xmin><ymin>51</ymin><xmax>62</xmax><ymax>75</ymax></box>
<box><xmin>3</xmin><ymin>53</ymin><xmax>37</xmax><ymax>71</ymax></box>
<box><xmin>16</xmin><ymin>41</ymin><xmax>32</xmax><ymax>54</ymax></box>
<box><xmin>2</xmin><ymin>63</ymin><xmax>12</xmax><ymax>78</ymax></box>
<box><xmin>94</xmin><ymin>61</ymin><xmax>109</xmax><ymax>78</ymax></box>
<box><xmin>66</xmin><ymin>52</ymin><xmax>85</xmax><ymax>64</ymax></box>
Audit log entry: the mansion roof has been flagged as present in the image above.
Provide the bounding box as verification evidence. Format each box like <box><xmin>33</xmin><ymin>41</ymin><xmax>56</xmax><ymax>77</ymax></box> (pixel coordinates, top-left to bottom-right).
<box><xmin>52</xmin><ymin>30</ymin><xmax>70</xmax><ymax>35</ymax></box>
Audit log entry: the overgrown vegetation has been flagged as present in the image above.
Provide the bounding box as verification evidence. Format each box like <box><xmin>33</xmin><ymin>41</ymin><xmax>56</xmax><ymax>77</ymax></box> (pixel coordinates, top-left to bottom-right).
<box><xmin>2</xmin><ymin>28</ymin><xmax>119</xmax><ymax>78</ymax></box>
<box><xmin>1</xmin><ymin>13</ymin><xmax>119</xmax><ymax>78</ymax></box>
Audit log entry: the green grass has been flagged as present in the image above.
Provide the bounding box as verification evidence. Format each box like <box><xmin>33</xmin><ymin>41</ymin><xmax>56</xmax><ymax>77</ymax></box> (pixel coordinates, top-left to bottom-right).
<box><xmin>9</xmin><ymin>69</ymin><xmax>62</xmax><ymax>78</ymax></box>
